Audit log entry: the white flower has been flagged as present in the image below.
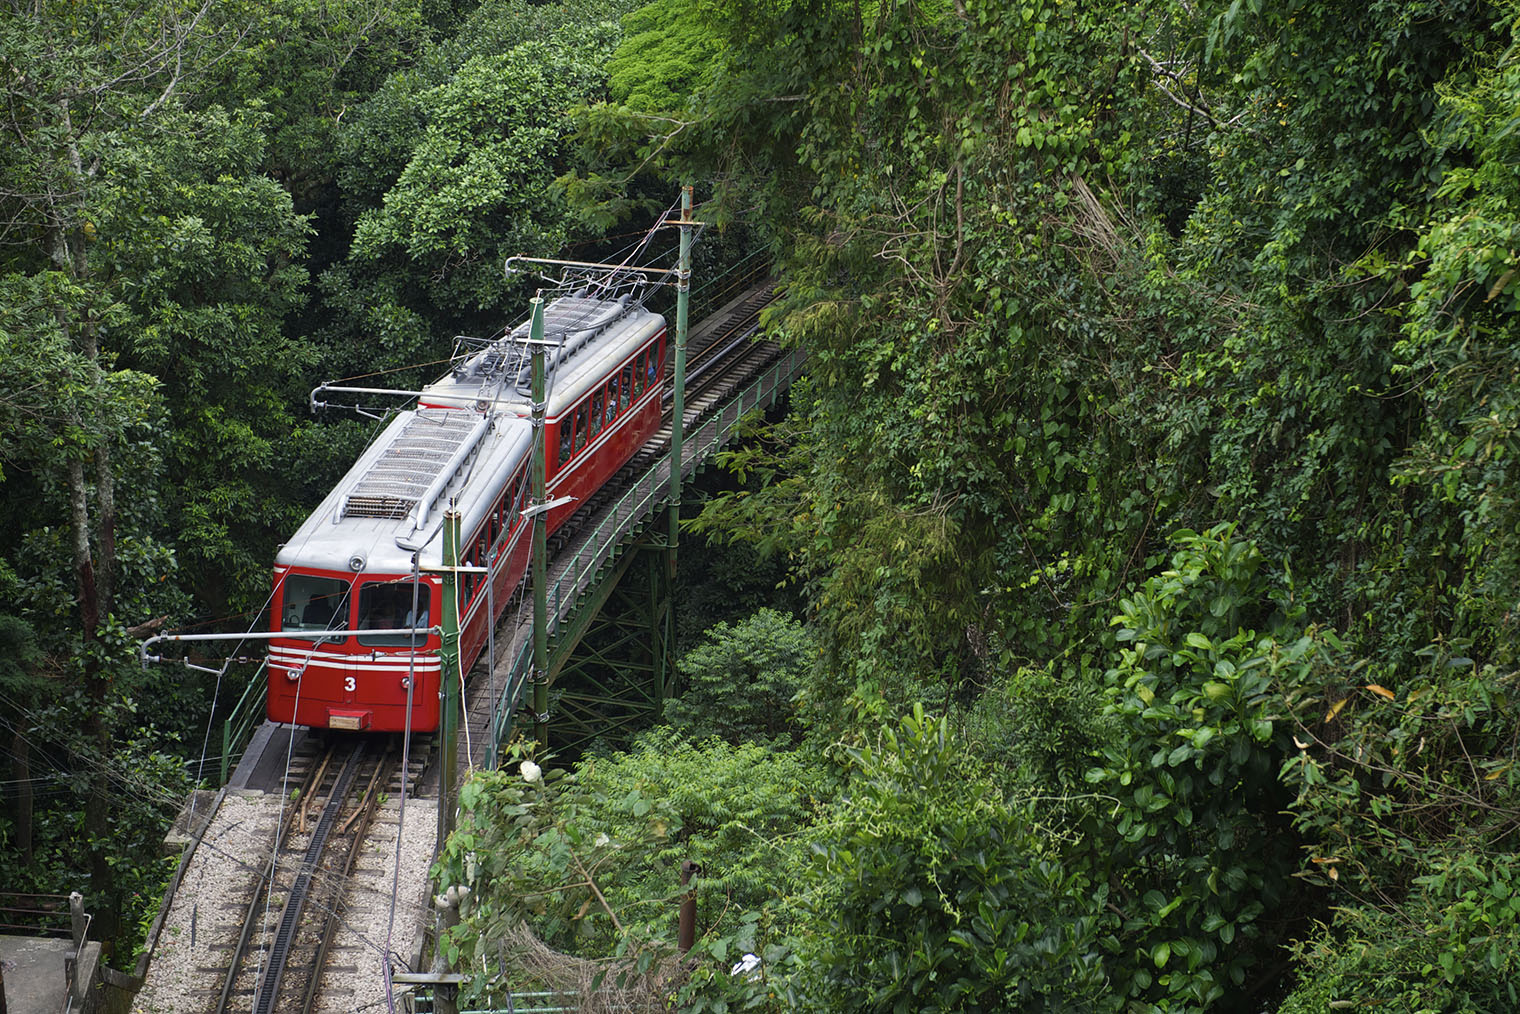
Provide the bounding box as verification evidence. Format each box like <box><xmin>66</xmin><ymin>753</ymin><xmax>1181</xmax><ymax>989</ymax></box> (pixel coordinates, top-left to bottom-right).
<box><xmin>521</xmin><ymin>759</ymin><xmax>542</xmax><ymax>783</ymax></box>
<box><xmin>593</xmin><ymin>833</ymin><xmax>611</xmax><ymax>847</ymax></box>
<box><xmin>730</xmin><ymin>953</ymin><xmax>761</xmax><ymax>980</ymax></box>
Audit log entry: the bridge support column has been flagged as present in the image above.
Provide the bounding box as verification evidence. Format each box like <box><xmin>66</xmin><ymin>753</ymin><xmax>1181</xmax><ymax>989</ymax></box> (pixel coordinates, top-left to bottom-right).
<box><xmin>650</xmin><ymin>545</ymin><xmax>673</xmax><ymax>716</ymax></box>
<box><xmin>538</xmin><ymin>534</ymin><xmax>675</xmax><ymax>756</ymax></box>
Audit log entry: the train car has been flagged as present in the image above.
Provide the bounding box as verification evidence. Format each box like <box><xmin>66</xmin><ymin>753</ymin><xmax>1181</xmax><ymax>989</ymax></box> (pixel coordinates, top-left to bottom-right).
<box><xmin>267</xmin><ymin>292</ymin><xmax>667</xmax><ymax>733</ymax></box>
<box><xmin>421</xmin><ymin>293</ymin><xmax>668</xmax><ymax>535</ymax></box>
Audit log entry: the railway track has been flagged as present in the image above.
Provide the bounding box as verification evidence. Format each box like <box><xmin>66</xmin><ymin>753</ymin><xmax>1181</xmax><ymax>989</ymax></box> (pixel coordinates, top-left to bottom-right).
<box><xmin>214</xmin><ymin>736</ymin><xmax>421</xmax><ymax>1014</ymax></box>
<box><xmin>132</xmin><ymin>280</ymin><xmax>788</xmax><ymax>1014</ymax></box>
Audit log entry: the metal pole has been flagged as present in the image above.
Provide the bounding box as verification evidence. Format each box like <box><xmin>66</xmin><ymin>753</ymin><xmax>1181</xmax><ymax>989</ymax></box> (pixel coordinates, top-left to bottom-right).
<box><xmin>667</xmin><ymin>185</ymin><xmax>694</xmax><ymax>576</ymax></box>
<box><xmin>529</xmin><ymin>296</ymin><xmax>550</xmax><ymax>751</ymax></box>
<box><xmin>437</xmin><ymin>509</ymin><xmax>462</xmax><ymax>855</ymax></box>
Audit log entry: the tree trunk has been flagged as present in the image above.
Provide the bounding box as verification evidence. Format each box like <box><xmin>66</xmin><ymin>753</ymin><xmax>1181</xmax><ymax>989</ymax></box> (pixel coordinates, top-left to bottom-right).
<box><xmin>11</xmin><ymin>731</ymin><xmax>32</xmax><ymax>864</ymax></box>
<box><xmin>67</xmin><ymin>450</ymin><xmax>119</xmax><ymax>938</ymax></box>
<box><xmin>54</xmin><ymin>91</ymin><xmax>121</xmax><ymax>938</ymax></box>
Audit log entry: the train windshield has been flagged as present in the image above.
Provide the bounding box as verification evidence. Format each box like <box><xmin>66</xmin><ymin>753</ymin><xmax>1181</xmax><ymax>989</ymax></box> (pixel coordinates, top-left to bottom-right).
<box><xmin>357</xmin><ymin>580</ymin><xmax>430</xmax><ymax>646</ymax></box>
<box><xmin>281</xmin><ymin>575</ymin><xmax>350</xmax><ymax>637</ymax></box>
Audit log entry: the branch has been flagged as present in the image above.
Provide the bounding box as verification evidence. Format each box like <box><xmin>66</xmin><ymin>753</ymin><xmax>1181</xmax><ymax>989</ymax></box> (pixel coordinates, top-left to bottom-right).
<box><xmin>1136</xmin><ymin>46</ymin><xmax>1250</xmax><ymax>130</ymax></box>
<box><xmin>570</xmin><ymin>851</ymin><xmax>624</xmax><ymax>934</ymax></box>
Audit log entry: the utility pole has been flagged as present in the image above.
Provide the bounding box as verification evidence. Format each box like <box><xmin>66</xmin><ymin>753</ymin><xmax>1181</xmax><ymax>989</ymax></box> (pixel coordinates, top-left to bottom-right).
<box><xmin>437</xmin><ymin>509</ymin><xmax>462</xmax><ymax>855</ymax></box>
<box><xmin>529</xmin><ymin>296</ymin><xmax>551</xmax><ymax>751</ymax></box>
<box><xmin>434</xmin><ymin>510</ymin><xmax>464</xmax><ymax>1014</ymax></box>
<box><xmin>666</xmin><ymin>185</ymin><xmax>695</xmax><ymax>581</ymax></box>
<box><xmin>661</xmin><ymin>186</ymin><xmax>696</xmax><ymax>717</ymax></box>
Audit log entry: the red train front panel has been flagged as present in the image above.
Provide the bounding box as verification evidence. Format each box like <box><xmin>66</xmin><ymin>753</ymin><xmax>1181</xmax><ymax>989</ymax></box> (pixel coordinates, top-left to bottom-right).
<box><xmin>268</xmin><ymin>567</ymin><xmax>443</xmax><ymax>732</ymax></box>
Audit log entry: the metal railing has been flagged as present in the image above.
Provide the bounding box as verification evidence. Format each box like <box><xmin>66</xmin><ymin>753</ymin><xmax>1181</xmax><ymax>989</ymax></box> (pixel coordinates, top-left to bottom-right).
<box><xmin>410</xmin><ymin>992</ymin><xmax>578</xmax><ymax>1013</ymax></box>
<box><xmin>0</xmin><ymin>892</ymin><xmax>73</xmax><ymax>936</ymax></box>
<box><xmin>220</xmin><ymin>664</ymin><xmax>269</xmax><ymax>784</ymax></box>
<box><xmin>486</xmin><ymin>346</ymin><xmax>806</xmax><ymax>762</ymax></box>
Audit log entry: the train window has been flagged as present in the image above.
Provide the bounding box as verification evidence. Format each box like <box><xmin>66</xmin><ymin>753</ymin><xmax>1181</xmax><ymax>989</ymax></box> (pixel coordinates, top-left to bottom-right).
<box><xmin>358</xmin><ymin>580</ymin><xmax>429</xmax><ymax>646</ymax></box>
<box><xmin>632</xmin><ymin>352</ymin><xmax>646</xmax><ymax>397</ymax></box>
<box><xmin>282</xmin><ymin>575</ymin><xmax>348</xmax><ymax>638</ymax></box>
<box><xmin>557</xmin><ymin>421</ymin><xmax>572</xmax><ymax>465</ymax></box>
<box><xmin>589</xmin><ymin>392</ymin><xmax>604</xmax><ymax>437</ymax></box>
<box><xmin>573</xmin><ymin>406</ymin><xmax>589</xmax><ymax>453</ymax></box>
<box><xmin>621</xmin><ymin>364</ymin><xmax>633</xmax><ymax>409</ymax></box>
<box><xmin>647</xmin><ymin>343</ymin><xmax>660</xmax><ymax>385</ymax></box>
<box><xmin>607</xmin><ymin>376</ymin><xmax>621</xmax><ymax>421</ymax></box>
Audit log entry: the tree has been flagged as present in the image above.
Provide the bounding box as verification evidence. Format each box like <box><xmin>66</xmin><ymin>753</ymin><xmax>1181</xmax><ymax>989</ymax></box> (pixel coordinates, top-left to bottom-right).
<box><xmin>665</xmin><ymin>608</ymin><xmax>810</xmax><ymax>744</ymax></box>
<box><xmin>0</xmin><ymin>0</ymin><xmax>304</xmax><ymax>936</ymax></box>
<box><xmin>320</xmin><ymin>0</ymin><xmax>641</xmax><ymax>371</ymax></box>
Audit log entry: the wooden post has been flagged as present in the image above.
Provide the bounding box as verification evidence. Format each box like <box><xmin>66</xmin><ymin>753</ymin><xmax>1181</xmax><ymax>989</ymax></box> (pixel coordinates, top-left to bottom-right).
<box><xmin>678</xmin><ymin>860</ymin><xmax>700</xmax><ymax>953</ymax></box>
<box><xmin>70</xmin><ymin>892</ymin><xmax>87</xmax><ymax>947</ymax></box>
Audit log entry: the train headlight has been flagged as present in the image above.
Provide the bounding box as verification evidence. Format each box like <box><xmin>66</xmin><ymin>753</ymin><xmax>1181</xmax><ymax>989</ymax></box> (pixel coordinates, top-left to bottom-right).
<box><xmin>348</xmin><ymin>554</ymin><xmax>366</xmax><ymax>572</ymax></box>
<box><xmin>282</xmin><ymin>667</ymin><xmax>300</xmax><ymax>682</ymax></box>
<box><xmin>400</xmin><ymin>677</ymin><xmax>412</xmax><ymax>690</ymax></box>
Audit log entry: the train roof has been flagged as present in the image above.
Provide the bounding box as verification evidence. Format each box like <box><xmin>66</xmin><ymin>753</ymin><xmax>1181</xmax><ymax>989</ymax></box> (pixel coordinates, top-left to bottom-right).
<box><xmin>422</xmin><ymin>293</ymin><xmax>665</xmax><ymax>418</ymax></box>
<box><xmin>276</xmin><ymin>407</ymin><xmax>533</xmax><ymax>576</ymax></box>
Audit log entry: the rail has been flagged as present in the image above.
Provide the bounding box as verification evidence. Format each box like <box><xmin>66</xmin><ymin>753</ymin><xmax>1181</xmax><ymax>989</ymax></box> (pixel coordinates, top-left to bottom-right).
<box><xmin>485</xmin><ymin>344</ymin><xmax>806</xmax><ymax>761</ymax></box>
<box><xmin>0</xmin><ymin>892</ymin><xmax>73</xmax><ymax>936</ymax></box>
<box><xmin>687</xmin><ymin>247</ymin><xmax>770</xmax><ymax>323</ymax></box>
<box><xmin>221</xmin><ymin>662</ymin><xmax>270</xmax><ymax>784</ymax></box>
<box><xmin>410</xmin><ymin>990</ymin><xmax>578</xmax><ymax>1013</ymax></box>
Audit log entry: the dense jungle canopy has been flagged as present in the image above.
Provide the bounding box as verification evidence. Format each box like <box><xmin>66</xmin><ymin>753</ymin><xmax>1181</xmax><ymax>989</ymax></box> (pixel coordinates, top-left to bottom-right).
<box><xmin>3</xmin><ymin>0</ymin><xmax>1520</xmax><ymax>1010</ymax></box>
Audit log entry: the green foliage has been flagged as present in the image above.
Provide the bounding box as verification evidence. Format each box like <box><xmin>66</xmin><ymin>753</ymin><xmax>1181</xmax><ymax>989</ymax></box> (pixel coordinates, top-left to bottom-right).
<box><xmin>606</xmin><ymin>0</ymin><xmax>724</xmax><ymax>114</ymax></box>
<box><xmin>962</xmin><ymin>661</ymin><xmax>1113</xmax><ymax>794</ymax></box>
<box><xmin>1274</xmin><ymin>637</ymin><xmax>1520</xmax><ymax>1012</ymax></box>
<box><xmin>93</xmin><ymin>105</ymin><xmax>315</xmax><ymax>605</ymax></box>
<box><xmin>682</xmin><ymin>0</ymin><xmax>1179</xmax><ymax>710</ymax></box>
<box><xmin>577</xmin><ymin>729</ymin><xmax>825</xmax><ymax>923</ymax></box>
<box><xmin>331</xmin><ymin>0</ymin><xmax>639</xmax><ymax>333</ymax></box>
<box><xmin>653</xmin><ymin>0</ymin><xmax>1520</xmax><ymax>1001</ymax></box>
<box><xmin>439</xmin><ymin>734</ymin><xmax>824</xmax><ymax>997</ymax></box>
<box><xmin>1087</xmin><ymin>526</ymin><xmax>1323</xmax><ymax>1008</ymax></box>
<box><xmin>796</xmin><ymin>706</ymin><xmax>1115</xmax><ymax>1013</ymax></box>
<box><xmin>197</xmin><ymin>0</ymin><xmax>436</xmax><ymax>196</ymax></box>
<box><xmin>348</xmin><ymin>23</ymin><xmax>620</xmax><ymax>309</ymax></box>
<box><xmin>665</xmin><ymin>608</ymin><xmax>810</xmax><ymax>744</ymax></box>
<box><xmin>1391</xmin><ymin>21</ymin><xmax>1520</xmax><ymax>656</ymax></box>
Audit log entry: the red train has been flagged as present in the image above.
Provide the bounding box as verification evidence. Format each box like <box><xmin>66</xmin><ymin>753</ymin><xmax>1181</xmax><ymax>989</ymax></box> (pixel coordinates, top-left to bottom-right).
<box><xmin>267</xmin><ymin>293</ymin><xmax>668</xmax><ymax>731</ymax></box>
